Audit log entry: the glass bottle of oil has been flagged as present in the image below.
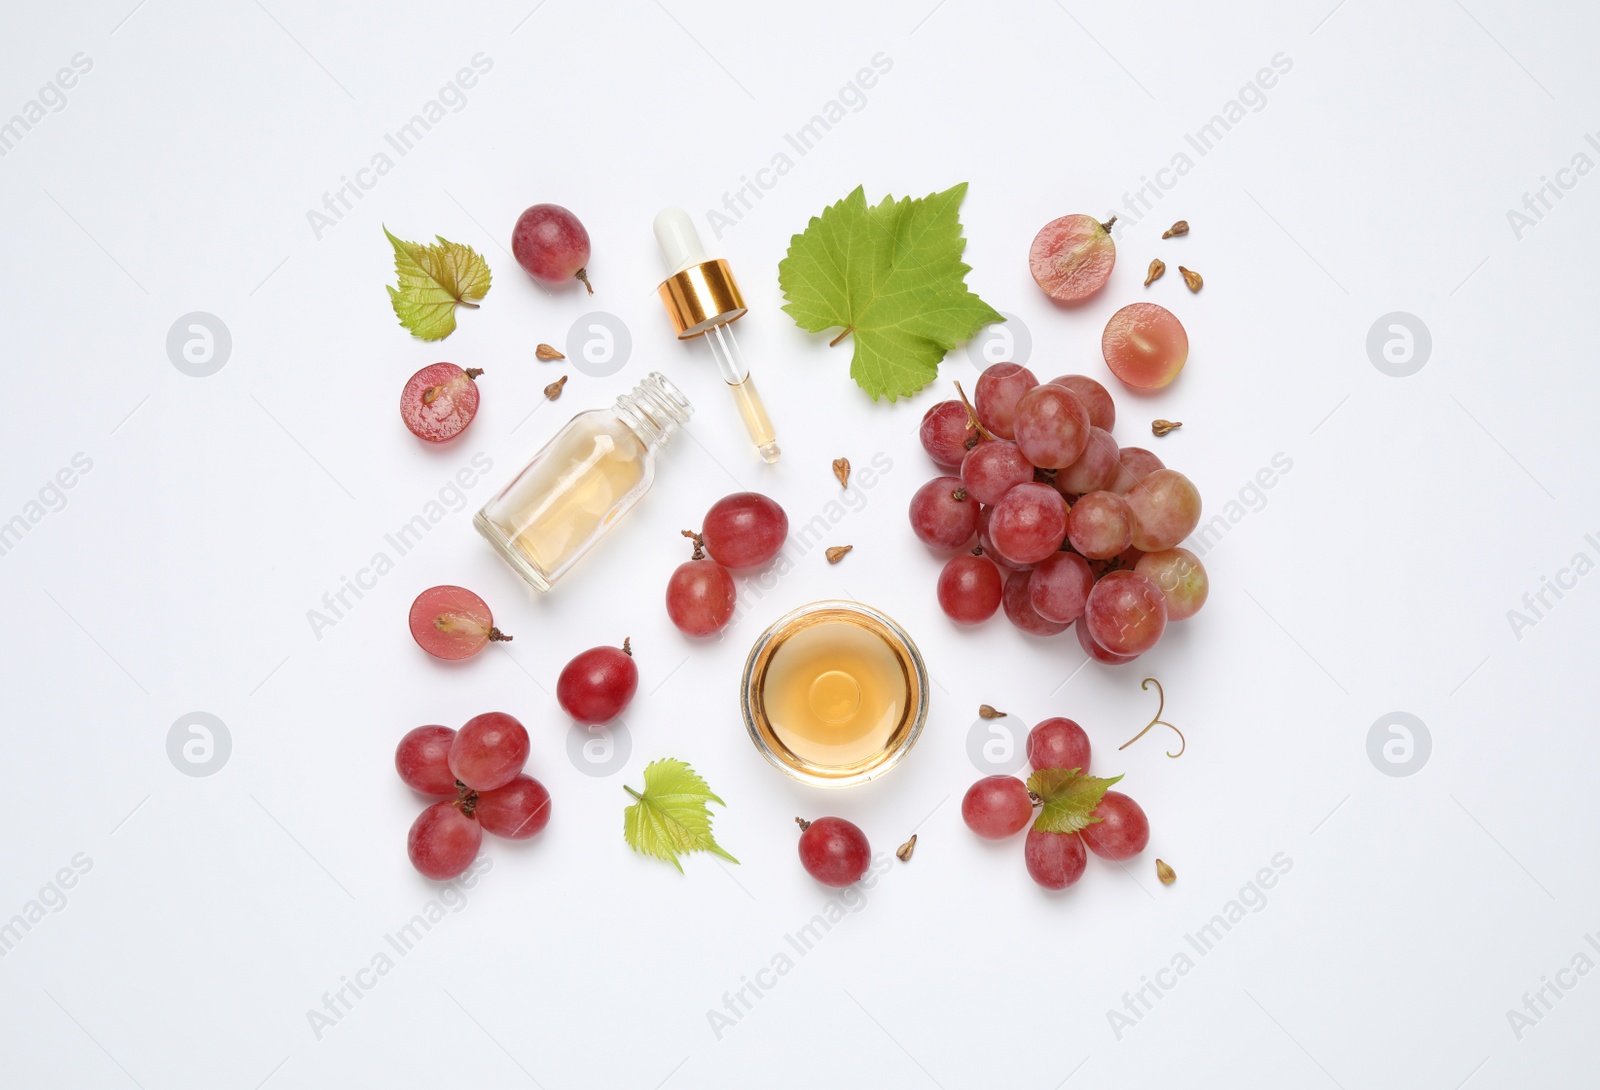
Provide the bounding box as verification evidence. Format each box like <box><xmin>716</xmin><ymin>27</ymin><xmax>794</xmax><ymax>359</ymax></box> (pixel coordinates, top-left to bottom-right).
<box><xmin>474</xmin><ymin>372</ymin><xmax>691</xmax><ymax>591</ymax></box>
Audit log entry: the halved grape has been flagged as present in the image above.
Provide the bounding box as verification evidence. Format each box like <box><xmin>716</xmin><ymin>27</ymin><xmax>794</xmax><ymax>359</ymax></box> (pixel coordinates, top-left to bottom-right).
<box><xmin>409</xmin><ymin>586</ymin><xmax>509</xmax><ymax>660</ymax></box>
<box><xmin>937</xmin><ymin>551</ymin><xmax>1004</xmax><ymax>625</ymax></box>
<box><xmin>974</xmin><ymin>363</ymin><xmax>1039</xmax><ymax>439</ymax></box>
<box><xmin>1075</xmin><ymin>614</ymin><xmax>1138</xmax><ymax>664</ymax></box>
<box><xmin>961</xmin><ymin>775</ymin><xmax>1033</xmax><ymax>839</ymax></box>
<box><xmin>511</xmin><ymin>203</ymin><xmax>593</xmax><ymax>292</ymax></box>
<box><xmin>475</xmin><ymin>774</ymin><xmax>552</xmax><ymax>839</ymax></box>
<box><xmin>1025</xmin><ymin>827</ymin><xmax>1088</xmax><ymax>890</ymax></box>
<box><xmin>666</xmin><ymin>558</ymin><xmax>736</xmax><ymax>637</ymax></box>
<box><xmin>909</xmin><ymin>476</ymin><xmax>980</xmax><ymax>551</ymax></box>
<box><xmin>1110</xmin><ymin>447</ymin><xmax>1165</xmax><ymax>494</ymax></box>
<box><xmin>448</xmin><ymin>712</ymin><xmax>530</xmax><ymax>791</ymax></box>
<box><xmin>401</xmin><ymin>363</ymin><xmax>481</xmax><ymax>442</ymax></box>
<box><xmin>1124</xmin><ymin>469</ymin><xmax>1202</xmax><ymax>551</ymax></box>
<box><xmin>1085</xmin><ymin>570</ymin><xmax>1168</xmax><ymax>657</ymax></box>
<box><xmin>1029</xmin><ymin>214</ymin><xmax>1116</xmax><ymax>303</ymax></box>
<box><xmin>701</xmin><ymin>493</ymin><xmax>788</xmax><ymax>568</ymax></box>
<box><xmin>407</xmin><ymin>800</ymin><xmax>482</xmax><ymax>880</ymax></box>
<box><xmin>556</xmin><ymin>641</ymin><xmax>638</xmax><ymax>724</ymax></box>
<box><xmin>1027</xmin><ymin>717</ymin><xmax>1091</xmax><ymax>773</ymax></box>
<box><xmin>1103</xmin><ymin>303</ymin><xmax>1188</xmax><ymax>389</ymax></box>
<box><xmin>1080</xmin><ymin>791</ymin><xmax>1149</xmax><ymax>860</ymax></box>
<box><xmin>1013</xmin><ymin>385</ymin><xmax>1090</xmax><ymax>469</ymax></box>
<box><xmin>1057</xmin><ymin>427</ymin><xmax>1121</xmax><ymax>495</ymax></box>
<box><xmin>1003</xmin><ymin>568</ymin><xmax>1071</xmax><ymax>636</ymax></box>
<box><xmin>1067</xmin><ymin>491</ymin><xmax>1135</xmax><ymax>560</ymax></box>
<box><xmin>1046</xmin><ymin>375</ymin><xmax>1115</xmax><ymax>431</ymax></box>
<box><xmin>989</xmin><ymin>483</ymin><xmax>1068</xmax><ymax>565</ymax></box>
<box><xmin>1135</xmin><ymin>547</ymin><xmax>1209</xmax><ymax>620</ymax></box>
<box><xmin>1028</xmin><ymin>552</ymin><xmax>1093</xmax><ymax>624</ymax></box>
<box><xmin>920</xmin><ymin>400</ymin><xmax>981</xmax><ymax>467</ymax></box>
<box><xmin>395</xmin><ymin>725</ymin><xmax>458</xmax><ymax>795</ymax></box>
<box><xmin>960</xmin><ymin>441</ymin><xmax>1034</xmax><ymax>506</ymax></box>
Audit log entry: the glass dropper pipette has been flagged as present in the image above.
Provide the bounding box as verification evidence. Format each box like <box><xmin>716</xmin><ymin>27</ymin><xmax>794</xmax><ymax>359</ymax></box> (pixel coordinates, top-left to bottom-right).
<box><xmin>653</xmin><ymin>209</ymin><xmax>780</xmax><ymax>463</ymax></box>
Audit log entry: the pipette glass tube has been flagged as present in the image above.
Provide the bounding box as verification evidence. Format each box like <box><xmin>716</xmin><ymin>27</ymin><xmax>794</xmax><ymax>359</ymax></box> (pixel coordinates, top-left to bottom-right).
<box><xmin>654</xmin><ymin>208</ymin><xmax>781</xmax><ymax>463</ymax></box>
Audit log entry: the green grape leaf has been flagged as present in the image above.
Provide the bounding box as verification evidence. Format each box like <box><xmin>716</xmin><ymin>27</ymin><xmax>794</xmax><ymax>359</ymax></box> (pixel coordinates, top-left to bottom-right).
<box><xmin>778</xmin><ymin>183</ymin><xmax>1003</xmax><ymax>402</ymax></box>
<box><xmin>622</xmin><ymin>758</ymin><xmax>739</xmax><ymax>873</ymax></box>
<box><xmin>1026</xmin><ymin>767</ymin><xmax>1124</xmax><ymax>834</ymax></box>
<box><xmin>385</xmin><ymin>227</ymin><xmax>491</xmax><ymax>341</ymax></box>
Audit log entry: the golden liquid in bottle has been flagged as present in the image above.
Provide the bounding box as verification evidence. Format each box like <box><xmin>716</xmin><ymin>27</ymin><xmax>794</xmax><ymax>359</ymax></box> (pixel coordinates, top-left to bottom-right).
<box><xmin>761</xmin><ymin>621</ymin><xmax>907</xmax><ymax>768</ymax></box>
<box><xmin>727</xmin><ymin>376</ymin><xmax>780</xmax><ymax>463</ymax></box>
<box><xmin>498</xmin><ymin>417</ymin><xmax>647</xmax><ymax>575</ymax></box>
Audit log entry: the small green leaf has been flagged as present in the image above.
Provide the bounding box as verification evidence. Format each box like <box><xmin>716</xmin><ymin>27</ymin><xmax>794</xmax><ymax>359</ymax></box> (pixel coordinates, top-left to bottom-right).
<box><xmin>622</xmin><ymin>758</ymin><xmax>739</xmax><ymax>873</ymax></box>
<box><xmin>778</xmin><ymin>183</ymin><xmax>1003</xmax><ymax>402</ymax></box>
<box><xmin>1026</xmin><ymin>768</ymin><xmax>1124</xmax><ymax>834</ymax></box>
<box><xmin>385</xmin><ymin>227</ymin><xmax>491</xmax><ymax>341</ymax></box>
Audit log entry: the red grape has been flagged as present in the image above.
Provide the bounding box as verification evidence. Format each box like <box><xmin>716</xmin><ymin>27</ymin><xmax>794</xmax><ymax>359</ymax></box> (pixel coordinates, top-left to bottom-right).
<box><xmin>960</xmin><ymin>441</ymin><xmax>1034</xmax><ymax>506</ymax></box>
<box><xmin>448</xmin><ymin>712</ymin><xmax>530</xmax><ymax>791</ymax></box>
<box><xmin>1013</xmin><ymin>384</ymin><xmax>1090</xmax><ymax>469</ymax></box>
<box><xmin>701</xmin><ymin>492</ymin><xmax>788</xmax><ymax>568</ymax></box>
<box><xmin>961</xmin><ymin>775</ymin><xmax>1033</xmax><ymax>839</ymax></box>
<box><xmin>1135</xmin><ymin>547</ymin><xmax>1209</xmax><ymax>621</ymax></box>
<box><xmin>1111</xmin><ymin>447</ymin><xmax>1165</xmax><ymax>494</ymax></box>
<box><xmin>1046</xmin><ymin>375</ymin><xmax>1115</xmax><ymax>431</ymax></box>
<box><xmin>920</xmin><ymin>400</ymin><xmax>980</xmax><ymax>467</ymax></box>
<box><xmin>1124</xmin><ymin>469</ymin><xmax>1202</xmax><ymax>551</ymax></box>
<box><xmin>408</xmin><ymin>585</ymin><xmax>509</xmax><ymax>660</ymax></box>
<box><xmin>909</xmin><ymin>476</ymin><xmax>980</xmax><ymax>550</ymax></box>
<box><xmin>797</xmin><ymin>817</ymin><xmax>871</xmax><ymax>887</ymax></box>
<box><xmin>974</xmin><ymin>362</ymin><xmax>1039</xmax><ymax>439</ymax></box>
<box><xmin>1027</xmin><ymin>718</ymin><xmax>1091</xmax><ymax>773</ymax></box>
<box><xmin>1085</xmin><ymin>570</ymin><xmax>1168</xmax><ymax>657</ymax></box>
<box><xmin>1057</xmin><ymin>427</ymin><xmax>1121</xmax><ymax>495</ymax></box>
<box><xmin>401</xmin><ymin>363</ymin><xmax>480</xmax><ymax>442</ymax></box>
<box><xmin>666</xmin><ymin>558</ymin><xmax>736</xmax><ymax>637</ymax></box>
<box><xmin>395</xmin><ymin>725</ymin><xmax>458</xmax><ymax>795</ymax></box>
<box><xmin>1024</xmin><ymin>827</ymin><xmax>1087</xmax><ymax>890</ymax></box>
<box><xmin>937</xmin><ymin>551</ymin><xmax>1004</xmax><ymax>624</ymax></box>
<box><xmin>1029</xmin><ymin>214</ymin><xmax>1116</xmax><ymax>303</ymax></box>
<box><xmin>407</xmin><ymin>800</ymin><xmax>482</xmax><ymax>880</ymax></box>
<box><xmin>1027</xmin><ymin>552</ymin><xmax>1093</xmax><ymax>624</ymax></box>
<box><xmin>1075</xmin><ymin>614</ymin><xmax>1139</xmax><ymax>664</ymax></box>
<box><xmin>1066</xmin><ymin>491</ymin><xmax>1135</xmax><ymax>560</ymax></box>
<box><xmin>988</xmin><ymin>483</ymin><xmax>1067</xmax><ymax>565</ymax></box>
<box><xmin>556</xmin><ymin>641</ymin><xmax>638</xmax><ymax>723</ymax></box>
<box><xmin>511</xmin><ymin>203</ymin><xmax>592</xmax><ymax>292</ymax></box>
<box><xmin>1080</xmin><ymin>791</ymin><xmax>1150</xmax><ymax>861</ymax></box>
<box><xmin>475</xmin><ymin>774</ymin><xmax>552</xmax><ymax>840</ymax></box>
<box><xmin>1003</xmin><ymin>568</ymin><xmax>1071</xmax><ymax>636</ymax></box>
<box><xmin>1103</xmin><ymin>303</ymin><xmax>1188</xmax><ymax>389</ymax></box>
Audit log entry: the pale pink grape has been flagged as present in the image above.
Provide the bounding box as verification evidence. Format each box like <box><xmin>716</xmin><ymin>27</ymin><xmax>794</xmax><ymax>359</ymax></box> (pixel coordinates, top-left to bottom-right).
<box><xmin>988</xmin><ymin>483</ymin><xmax>1068</xmax><ymax>565</ymax></box>
<box><xmin>1103</xmin><ymin>303</ymin><xmax>1188</xmax><ymax>389</ymax></box>
<box><xmin>1027</xmin><ymin>552</ymin><xmax>1093</xmax><ymax>624</ymax></box>
<box><xmin>1124</xmin><ymin>469</ymin><xmax>1202</xmax><ymax>551</ymax></box>
<box><xmin>974</xmin><ymin>363</ymin><xmax>1039</xmax><ymax>439</ymax></box>
<box><xmin>1046</xmin><ymin>375</ymin><xmax>1115</xmax><ymax>431</ymax></box>
<box><xmin>1067</xmin><ymin>491</ymin><xmax>1135</xmax><ymax>560</ymax></box>
<box><xmin>1136</xmin><ymin>547</ymin><xmax>1209</xmax><ymax>620</ymax></box>
<box><xmin>1085</xmin><ymin>570</ymin><xmax>1168</xmax><ymax>657</ymax></box>
<box><xmin>1013</xmin><ymin>384</ymin><xmax>1090</xmax><ymax>469</ymax></box>
<box><xmin>960</xmin><ymin>441</ymin><xmax>1034</xmax><ymax>506</ymax></box>
<box><xmin>1057</xmin><ymin>427</ymin><xmax>1121</xmax><ymax>495</ymax></box>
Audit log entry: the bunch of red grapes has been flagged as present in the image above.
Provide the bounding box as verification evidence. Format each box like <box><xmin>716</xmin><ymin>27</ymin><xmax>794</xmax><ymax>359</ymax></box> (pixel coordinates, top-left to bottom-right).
<box><xmin>963</xmin><ymin>717</ymin><xmax>1149</xmax><ymax>890</ymax></box>
<box><xmin>396</xmin><ymin>713</ymin><xmax>551</xmax><ymax>880</ymax></box>
<box><xmin>914</xmin><ymin>363</ymin><xmax>1209</xmax><ymax>663</ymax></box>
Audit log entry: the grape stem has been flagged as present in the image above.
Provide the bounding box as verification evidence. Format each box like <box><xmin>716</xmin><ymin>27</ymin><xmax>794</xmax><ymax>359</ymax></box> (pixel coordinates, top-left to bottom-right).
<box><xmin>575</xmin><ymin>268</ymin><xmax>594</xmax><ymax>295</ymax></box>
<box><xmin>794</xmin><ymin>817</ymin><xmax>812</xmax><ymax>832</ymax></box>
<box><xmin>951</xmin><ymin>381</ymin><xmax>996</xmax><ymax>442</ymax></box>
<box><xmin>680</xmin><ymin>529</ymin><xmax>706</xmax><ymax>560</ymax></box>
<box><xmin>828</xmin><ymin>326</ymin><xmax>853</xmax><ymax>347</ymax></box>
<box><xmin>1118</xmin><ymin>677</ymin><xmax>1185</xmax><ymax>758</ymax></box>
<box><xmin>488</xmin><ymin>627</ymin><xmax>513</xmax><ymax>643</ymax></box>
<box><xmin>622</xmin><ymin>637</ymin><xmax>632</xmax><ymax>657</ymax></box>
<box><xmin>454</xmin><ymin>779</ymin><xmax>480</xmax><ymax>816</ymax></box>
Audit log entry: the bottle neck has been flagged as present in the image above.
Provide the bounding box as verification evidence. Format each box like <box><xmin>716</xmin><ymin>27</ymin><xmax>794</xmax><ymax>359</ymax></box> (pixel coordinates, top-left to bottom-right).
<box><xmin>615</xmin><ymin>372</ymin><xmax>693</xmax><ymax>450</ymax></box>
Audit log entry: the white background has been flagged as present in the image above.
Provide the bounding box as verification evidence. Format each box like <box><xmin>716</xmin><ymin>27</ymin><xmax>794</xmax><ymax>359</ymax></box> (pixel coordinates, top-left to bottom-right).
<box><xmin>2</xmin><ymin>1</ymin><xmax>1597</xmax><ymax>1087</ymax></box>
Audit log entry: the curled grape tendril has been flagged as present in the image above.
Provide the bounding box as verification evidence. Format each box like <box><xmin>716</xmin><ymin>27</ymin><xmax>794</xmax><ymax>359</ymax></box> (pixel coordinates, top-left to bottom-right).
<box><xmin>1119</xmin><ymin>676</ymin><xmax>1185</xmax><ymax>758</ymax></box>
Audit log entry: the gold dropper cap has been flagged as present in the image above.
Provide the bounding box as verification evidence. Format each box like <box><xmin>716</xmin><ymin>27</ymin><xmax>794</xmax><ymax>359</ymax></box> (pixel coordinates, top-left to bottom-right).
<box><xmin>658</xmin><ymin>258</ymin><xmax>747</xmax><ymax>338</ymax></box>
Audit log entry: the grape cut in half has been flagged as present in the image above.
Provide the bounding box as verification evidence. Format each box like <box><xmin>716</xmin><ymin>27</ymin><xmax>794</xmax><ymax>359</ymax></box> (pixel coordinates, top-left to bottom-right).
<box><xmin>1029</xmin><ymin>214</ymin><xmax>1117</xmax><ymax>303</ymax></box>
<box><xmin>409</xmin><ymin>585</ymin><xmax>510</xmax><ymax>660</ymax></box>
<box><xmin>1103</xmin><ymin>303</ymin><xmax>1188</xmax><ymax>389</ymax></box>
<box><xmin>401</xmin><ymin>363</ymin><xmax>482</xmax><ymax>442</ymax></box>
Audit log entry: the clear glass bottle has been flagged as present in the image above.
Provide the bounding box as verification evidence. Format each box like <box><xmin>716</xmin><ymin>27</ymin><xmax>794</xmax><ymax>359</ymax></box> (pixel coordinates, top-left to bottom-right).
<box><xmin>474</xmin><ymin>372</ymin><xmax>692</xmax><ymax>591</ymax></box>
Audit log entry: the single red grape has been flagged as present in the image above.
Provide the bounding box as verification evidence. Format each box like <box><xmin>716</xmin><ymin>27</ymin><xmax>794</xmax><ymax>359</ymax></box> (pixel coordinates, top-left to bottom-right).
<box><xmin>401</xmin><ymin>363</ymin><xmax>481</xmax><ymax>442</ymax></box>
<box><xmin>1013</xmin><ymin>384</ymin><xmax>1091</xmax><ymax>469</ymax></box>
<box><xmin>1075</xmin><ymin>614</ymin><xmax>1139</xmax><ymax>664</ymax></box>
<box><xmin>1080</xmin><ymin>791</ymin><xmax>1150</xmax><ymax>860</ymax></box>
<box><xmin>961</xmin><ymin>775</ymin><xmax>1033</xmax><ymax>839</ymax></box>
<box><xmin>1124</xmin><ymin>469</ymin><xmax>1202</xmax><ymax>551</ymax></box>
<box><xmin>407</xmin><ymin>801</ymin><xmax>482</xmax><ymax>880</ymax></box>
<box><xmin>1027</xmin><ymin>717</ymin><xmax>1091</xmax><ymax>773</ymax></box>
<box><xmin>1027</xmin><ymin>552</ymin><xmax>1093</xmax><ymax>624</ymax></box>
<box><xmin>1025</xmin><ymin>827</ymin><xmax>1088</xmax><ymax>890</ymax></box>
<box><xmin>666</xmin><ymin>558</ymin><xmax>736</xmax><ymax>637</ymax></box>
<box><xmin>1003</xmin><ymin>568</ymin><xmax>1071</xmax><ymax>636</ymax></box>
<box><xmin>1085</xmin><ymin>570</ymin><xmax>1168</xmax><ymax>657</ymax></box>
<box><xmin>448</xmin><ymin>712</ymin><xmax>530</xmax><ymax>791</ymax></box>
<box><xmin>395</xmin><ymin>725</ymin><xmax>458</xmax><ymax>795</ymax></box>
<box><xmin>909</xmin><ymin>476</ymin><xmax>980</xmax><ymax>550</ymax></box>
<box><xmin>474</xmin><ymin>774</ymin><xmax>552</xmax><ymax>840</ymax></box>
<box><xmin>960</xmin><ymin>441</ymin><xmax>1034</xmax><ymax>506</ymax></box>
<box><xmin>974</xmin><ymin>362</ymin><xmax>1039</xmax><ymax>439</ymax></box>
<box><xmin>988</xmin><ymin>483</ymin><xmax>1068</xmax><ymax>565</ymax></box>
<box><xmin>1046</xmin><ymin>375</ymin><xmax>1115</xmax><ymax>431</ymax></box>
<box><xmin>1067</xmin><ymin>491</ymin><xmax>1135</xmax><ymax>560</ymax></box>
<box><xmin>937</xmin><ymin>551</ymin><xmax>1004</xmax><ymax>625</ymax></box>
<box><xmin>556</xmin><ymin>640</ymin><xmax>638</xmax><ymax>723</ymax></box>
<box><xmin>920</xmin><ymin>400</ymin><xmax>981</xmax><ymax>467</ymax></box>
<box><xmin>797</xmin><ymin>817</ymin><xmax>871</xmax><ymax>888</ymax></box>
<box><xmin>1135</xmin><ymin>547</ymin><xmax>1209</xmax><ymax>621</ymax></box>
<box><xmin>1057</xmin><ymin>427</ymin><xmax>1121</xmax><ymax>495</ymax></box>
<box><xmin>511</xmin><ymin>203</ymin><xmax>593</xmax><ymax>292</ymax></box>
<box><xmin>1110</xmin><ymin>447</ymin><xmax>1165</xmax><ymax>495</ymax></box>
<box><xmin>701</xmin><ymin>492</ymin><xmax>788</xmax><ymax>568</ymax></box>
